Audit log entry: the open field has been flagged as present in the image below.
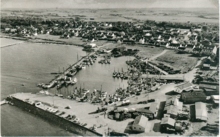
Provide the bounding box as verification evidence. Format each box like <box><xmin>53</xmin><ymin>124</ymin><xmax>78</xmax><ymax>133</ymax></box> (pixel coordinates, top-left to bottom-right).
<box><xmin>1</xmin><ymin>8</ymin><xmax>218</xmax><ymax>24</ymax></box>
<box><xmin>156</xmin><ymin>50</ymin><xmax>199</xmax><ymax>73</ymax></box>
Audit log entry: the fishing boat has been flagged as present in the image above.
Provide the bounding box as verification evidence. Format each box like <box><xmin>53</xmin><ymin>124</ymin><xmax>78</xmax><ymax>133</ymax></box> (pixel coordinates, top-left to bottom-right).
<box><xmin>112</xmin><ymin>72</ymin><xmax>117</xmax><ymax>77</ymax></box>
<box><xmin>75</xmin><ymin>64</ymin><xmax>82</xmax><ymax>71</ymax></box>
<box><xmin>67</xmin><ymin>77</ymin><xmax>77</xmax><ymax>85</ymax></box>
<box><xmin>57</xmin><ymin>81</ymin><xmax>65</xmax><ymax>89</ymax></box>
<box><xmin>66</xmin><ymin>72</ymin><xmax>74</xmax><ymax>77</ymax></box>
<box><xmin>123</xmin><ymin>73</ymin><xmax>128</xmax><ymax>79</ymax></box>
<box><xmin>90</xmin><ymin>61</ymin><xmax>93</xmax><ymax>65</ymax></box>
<box><xmin>82</xmin><ymin>65</ymin><xmax>86</xmax><ymax>69</ymax></box>
<box><xmin>116</xmin><ymin>72</ymin><xmax>121</xmax><ymax>78</ymax></box>
<box><xmin>120</xmin><ymin>72</ymin><xmax>124</xmax><ymax>79</ymax></box>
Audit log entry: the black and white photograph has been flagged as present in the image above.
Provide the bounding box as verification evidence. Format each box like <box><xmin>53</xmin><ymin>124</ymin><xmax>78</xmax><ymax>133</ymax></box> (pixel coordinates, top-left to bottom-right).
<box><xmin>1</xmin><ymin>0</ymin><xmax>219</xmax><ymax>136</ymax></box>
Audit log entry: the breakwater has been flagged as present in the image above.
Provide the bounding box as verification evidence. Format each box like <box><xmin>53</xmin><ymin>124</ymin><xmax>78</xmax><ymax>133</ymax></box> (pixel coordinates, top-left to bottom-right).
<box><xmin>7</xmin><ymin>95</ymin><xmax>102</xmax><ymax>136</ymax></box>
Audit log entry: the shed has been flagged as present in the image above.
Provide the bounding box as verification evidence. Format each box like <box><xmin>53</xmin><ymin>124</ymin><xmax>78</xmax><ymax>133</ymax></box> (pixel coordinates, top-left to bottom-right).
<box><xmin>161</xmin><ymin>117</ymin><xmax>175</xmax><ymax>129</ymax></box>
<box><xmin>131</xmin><ymin>115</ymin><xmax>148</xmax><ymax>133</ymax></box>
<box><xmin>195</xmin><ymin>102</ymin><xmax>208</xmax><ymax>121</ymax></box>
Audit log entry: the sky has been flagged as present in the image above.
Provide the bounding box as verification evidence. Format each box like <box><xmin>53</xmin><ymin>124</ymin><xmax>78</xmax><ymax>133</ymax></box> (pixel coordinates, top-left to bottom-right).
<box><xmin>1</xmin><ymin>0</ymin><xmax>219</xmax><ymax>9</ymax></box>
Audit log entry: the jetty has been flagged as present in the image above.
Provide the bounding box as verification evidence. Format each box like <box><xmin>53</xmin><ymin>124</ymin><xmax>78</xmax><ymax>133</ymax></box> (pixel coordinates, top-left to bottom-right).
<box><xmin>46</xmin><ymin>52</ymin><xmax>96</xmax><ymax>88</ymax></box>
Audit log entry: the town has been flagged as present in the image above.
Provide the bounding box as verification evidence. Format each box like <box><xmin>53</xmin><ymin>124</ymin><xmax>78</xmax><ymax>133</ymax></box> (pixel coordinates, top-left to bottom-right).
<box><xmin>1</xmin><ymin>8</ymin><xmax>219</xmax><ymax>136</ymax></box>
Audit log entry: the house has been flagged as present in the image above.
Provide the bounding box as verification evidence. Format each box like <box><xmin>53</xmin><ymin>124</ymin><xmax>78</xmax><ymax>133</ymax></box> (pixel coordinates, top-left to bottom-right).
<box><xmin>212</xmin><ymin>45</ymin><xmax>219</xmax><ymax>55</ymax></box>
<box><xmin>4</xmin><ymin>28</ymin><xmax>10</xmax><ymax>32</ymax></box>
<box><xmin>139</xmin><ymin>38</ymin><xmax>145</xmax><ymax>44</ymax></box>
<box><xmin>161</xmin><ymin>117</ymin><xmax>176</xmax><ymax>131</ymax></box>
<box><xmin>165</xmin><ymin>105</ymin><xmax>179</xmax><ymax>118</ymax></box>
<box><xmin>202</xmin><ymin>64</ymin><xmax>210</xmax><ymax>70</ymax></box>
<box><xmin>195</xmin><ymin>102</ymin><xmax>208</xmax><ymax>121</ymax></box>
<box><xmin>164</xmin><ymin>96</ymin><xmax>183</xmax><ymax>118</ymax></box>
<box><xmin>131</xmin><ymin>115</ymin><xmax>148</xmax><ymax>133</ymax></box>
<box><xmin>174</xmin><ymin>82</ymin><xmax>194</xmax><ymax>93</ymax></box>
<box><xmin>86</xmin><ymin>43</ymin><xmax>97</xmax><ymax>48</ymax></box>
<box><xmin>149</xmin><ymin>102</ymin><xmax>159</xmax><ymax>118</ymax></box>
<box><xmin>181</xmin><ymin>90</ymin><xmax>206</xmax><ymax>104</ymax></box>
<box><xmin>10</xmin><ymin>29</ymin><xmax>17</xmax><ymax>33</ymax></box>
<box><xmin>164</xmin><ymin>96</ymin><xmax>183</xmax><ymax>111</ymax></box>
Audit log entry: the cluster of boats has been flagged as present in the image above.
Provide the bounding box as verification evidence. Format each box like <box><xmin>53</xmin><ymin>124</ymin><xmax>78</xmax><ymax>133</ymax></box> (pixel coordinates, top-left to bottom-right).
<box><xmin>112</xmin><ymin>71</ymin><xmax>129</xmax><ymax>79</ymax></box>
<box><xmin>98</xmin><ymin>59</ymin><xmax>111</xmax><ymax>64</ymax></box>
<box><xmin>38</xmin><ymin>54</ymin><xmax>98</xmax><ymax>90</ymax></box>
<box><xmin>63</xmin><ymin>88</ymin><xmax>108</xmax><ymax>104</ymax></box>
<box><xmin>81</xmin><ymin>55</ymin><xmax>97</xmax><ymax>66</ymax></box>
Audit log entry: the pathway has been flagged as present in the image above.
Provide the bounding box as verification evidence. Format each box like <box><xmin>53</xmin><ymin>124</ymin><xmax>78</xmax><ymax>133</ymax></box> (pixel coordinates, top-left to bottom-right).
<box><xmin>143</xmin><ymin>49</ymin><xmax>169</xmax><ymax>75</ymax></box>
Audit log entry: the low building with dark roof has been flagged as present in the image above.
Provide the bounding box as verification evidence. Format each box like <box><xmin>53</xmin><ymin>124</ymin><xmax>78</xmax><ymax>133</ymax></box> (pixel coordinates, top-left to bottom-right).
<box><xmin>181</xmin><ymin>90</ymin><xmax>206</xmax><ymax>104</ymax></box>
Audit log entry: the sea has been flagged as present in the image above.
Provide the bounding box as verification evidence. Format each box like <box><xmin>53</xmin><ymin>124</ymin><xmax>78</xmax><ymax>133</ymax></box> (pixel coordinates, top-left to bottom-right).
<box><xmin>1</xmin><ymin>38</ymin><xmax>130</xmax><ymax>136</ymax></box>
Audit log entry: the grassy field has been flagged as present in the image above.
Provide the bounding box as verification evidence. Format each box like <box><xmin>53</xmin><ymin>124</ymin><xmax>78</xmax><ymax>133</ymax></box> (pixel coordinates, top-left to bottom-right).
<box><xmin>100</xmin><ymin>43</ymin><xmax>165</xmax><ymax>59</ymax></box>
<box><xmin>156</xmin><ymin>50</ymin><xmax>199</xmax><ymax>73</ymax></box>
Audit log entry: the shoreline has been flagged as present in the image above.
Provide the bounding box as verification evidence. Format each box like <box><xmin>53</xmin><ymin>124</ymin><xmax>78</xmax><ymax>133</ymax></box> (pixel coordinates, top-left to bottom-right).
<box><xmin>1</xmin><ymin>34</ymin><xmax>85</xmax><ymax>47</ymax></box>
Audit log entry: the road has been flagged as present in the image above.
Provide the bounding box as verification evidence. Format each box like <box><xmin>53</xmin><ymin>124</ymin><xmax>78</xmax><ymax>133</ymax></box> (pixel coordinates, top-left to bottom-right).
<box><xmin>148</xmin><ymin>49</ymin><xmax>168</xmax><ymax>61</ymax></box>
<box><xmin>143</xmin><ymin>49</ymin><xmax>169</xmax><ymax>75</ymax></box>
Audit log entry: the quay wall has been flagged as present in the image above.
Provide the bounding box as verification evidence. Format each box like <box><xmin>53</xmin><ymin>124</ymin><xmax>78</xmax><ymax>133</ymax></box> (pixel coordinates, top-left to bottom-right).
<box><xmin>8</xmin><ymin>97</ymin><xmax>102</xmax><ymax>136</ymax></box>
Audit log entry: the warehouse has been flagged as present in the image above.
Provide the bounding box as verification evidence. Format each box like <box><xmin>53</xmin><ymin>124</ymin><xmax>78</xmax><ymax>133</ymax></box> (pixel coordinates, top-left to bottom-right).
<box><xmin>195</xmin><ymin>102</ymin><xmax>208</xmax><ymax>122</ymax></box>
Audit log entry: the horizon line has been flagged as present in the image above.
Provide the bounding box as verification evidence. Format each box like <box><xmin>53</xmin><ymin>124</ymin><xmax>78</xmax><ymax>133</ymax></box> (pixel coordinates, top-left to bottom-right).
<box><xmin>2</xmin><ymin>7</ymin><xmax>218</xmax><ymax>10</ymax></box>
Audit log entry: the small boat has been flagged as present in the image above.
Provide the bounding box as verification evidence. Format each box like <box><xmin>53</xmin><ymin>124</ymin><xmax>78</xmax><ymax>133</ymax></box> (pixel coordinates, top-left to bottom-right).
<box><xmin>120</xmin><ymin>73</ymin><xmax>124</xmax><ymax>79</ymax></box>
<box><xmin>66</xmin><ymin>73</ymin><xmax>74</xmax><ymax>77</ymax></box>
<box><xmin>82</xmin><ymin>65</ymin><xmax>86</xmax><ymax>69</ymax></box>
<box><xmin>112</xmin><ymin>72</ymin><xmax>117</xmax><ymax>77</ymax></box>
<box><xmin>57</xmin><ymin>81</ymin><xmax>65</xmax><ymax>89</ymax></box>
<box><xmin>123</xmin><ymin>74</ymin><xmax>128</xmax><ymax>79</ymax></box>
<box><xmin>116</xmin><ymin>73</ymin><xmax>121</xmax><ymax>78</ymax></box>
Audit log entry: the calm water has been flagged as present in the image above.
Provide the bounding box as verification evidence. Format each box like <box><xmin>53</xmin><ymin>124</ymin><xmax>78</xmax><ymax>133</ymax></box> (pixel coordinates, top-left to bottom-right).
<box><xmin>1</xmin><ymin>38</ymin><xmax>130</xmax><ymax>136</ymax></box>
